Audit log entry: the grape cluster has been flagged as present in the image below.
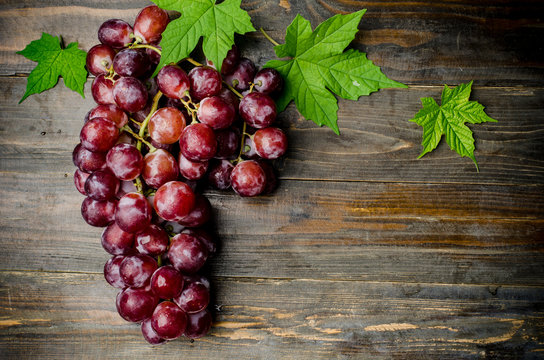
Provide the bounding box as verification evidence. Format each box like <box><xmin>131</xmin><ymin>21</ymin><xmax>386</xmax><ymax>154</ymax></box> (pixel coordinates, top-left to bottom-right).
<box><xmin>73</xmin><ymin>5</ymin><xmax>286</xmax><ymax>344</ymax></box>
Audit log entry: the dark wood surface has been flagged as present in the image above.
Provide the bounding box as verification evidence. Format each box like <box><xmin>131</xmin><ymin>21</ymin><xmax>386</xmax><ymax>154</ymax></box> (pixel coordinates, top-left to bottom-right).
<box><xmin>1</xmin><ymin>1</ymin><xmax>543</xmax><ymax>359</ymax></box>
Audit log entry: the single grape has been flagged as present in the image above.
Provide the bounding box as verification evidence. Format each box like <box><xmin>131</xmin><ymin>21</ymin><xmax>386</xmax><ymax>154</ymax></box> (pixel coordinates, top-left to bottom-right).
<box><xmin>174</xmin><ymin>281</ymin><xmax>210</xmax><ymax>314</ymax></box>
<box><xmin>177</xmin><ymin>194</ymin><xmax>211</xmax><ymax>228</ymax></box>
<box><xmin>182</xmin><ymin>228</ymin><xmax>216</xmax><ymax>255</ymax></box>
<box><xmin>88</xmin><ymin>104</ymin><xmax>128</xmax><ymax>128</ymax></box>
<box><xmin>104</xmin><ymin>255</ymin><xmax>127</xmax><ymax>289</ymax></box>
<box><xmin>150</xmin><ymin>265</ymin><xmax>184</xmax><ymax>299</ymax></box>
<box><xmin>220</xmin><ymin>45</ymin><xmax>240</xmax><ymax>75</ymax></box>
<box><xmin>207</xmin><ymin>159</ymin><xmax>234</xmax><ymax>190</ymax></box>
<box><xmin>214</xmin><ymin>127</ymin><xmax>240</xmax><ymax>160</ymax></box>
<box><xmin>183</xmin><ymin>274</ymin><xmax>211</xmax><ymax>291</ymax></box>
<box><xmin>156</xmin><ymin>65</ymin><xmax>190</xmax><ymax>99</ymax></box>
<box><xmin>148</xmin><ymin>107</ymin><xmax>186</xmax><ymax>145</ymax></box>
<box><xmin>178</xmin><ymin>154</ymin><xmax>208</xmax><ymax>180</ymax></box>
<box><xmin>217</xmin><ymin>87</ymin><xmax>240</xmax><ymax>110</ymax></box>
<box><xmin>179</xmin><ymin>123</ymin><xmax>217</xmax><ymax>162</ymax></box>
<box><xmin>134</xmin><ymin>5</ymin><xmax>170</xmax><ymax>44</ymax></box>
<box><xmin>188</xmin><ymin>66</ymin><xmax>222</xmax><ymax>101</ymax></box>
<box><xmin>106</xmin><ymin>143</ymin><xmax>144</xmax><ymax>181</ymax></box>
<box><xmin>153</xmin><ymin>181</ymin><xmax>196</xmax><ymax>221</ymax></box>
<box><xmin>113</xmin><ymin>77</ymin><xmax>148</xmax><ymax>113</ymax></box>
<box><xmin>91</xmin><ymin>74</ymin><xmax>116</xmax><ymax>105</ymax></box>
<box><xmin>141</xmin><ymin>318</ymin><xmax>167</xmax><ymax>345</ymax></box>
<box><xmin>184</xmin><ymin>309</ymin><xmax>212</xmax><ymax>339</ymax></box>
<box><xmin>116</xmin><ymin>286</ymin><xmax>158</xmax><ymax>323</ymax></box>
<box><xmin>120</xmin><ymin>254</ymin><xmax>158</xmax><ymax>288</ymax></box>
<box><xmin>84</xmin><ymin>169</ymin><xmax>120</xmax><ymax>201</ymax></box>
<box><xmin>86</xmin><ymin>44</ymin><xmax>116</xmax><ymax>76</ymax></box>
<box><xmin>101</xmin><ymin>222</ymin><xmax>135</xmax><ymax>255</ymax></box>
<box><xmin>224</xmin><ymin>57</ymin><xmax>256</xmax><ymax>91</ymax></box>
<box><xmin>142</xmin><ymin>149</ymin><xmax>179</xmax><ymax>189</ymax></box>
<box><xmin>113</xmin><ymin>48</ymin><xmax>151</xmax><ymax>79</ymax></box>
<box><xmin>168</xmin><ymin>233</ymin><xmax>208</xmax><ymax>274</ymax></box>
<box><xmin>253</xmin><ymin>68</ymin><xmax>283</xmax><ymax>94</ymax></box>
<box><xmin>74</xmin><ymin>169</ymin><xmax>90</xmax><ymax>195</ymax></box>
<box><xmin>135</xmin><ymin>224</ymin><xmax>169</xmax><ymax>256</ymax></box>
<box><xmin>197</xmin><ymin>96</ymin><xmax>235</xmax><ymax>130</ymax></box>
<box><xmin>239</xmin><ymin>92</ymin><xmax>277</xmax><ymax>129</ymax></box>
<box><xmin>151</xmin><ymin>301</ymin><xmax>187</xmax><ymax>340</ymax></box>
<box><xmin>253</xmin><ymin>127</ymin><xmax>287</xmax><ymax>159</ymax></box>
<box><xmin>116</xmin><ymin>192</ymin><xmax>152</xmax><ymax>233</ymax></box>
<box><xmin>81</xmin><ymin>197</ymin><xmax>117</xmax><ymax>227</ymax></box>
<box><xmin>230</xmin><ymin>160</ymin><xmax>266</xmax><ymax>197</ymax></box>
<box><xmin>98</xmin><ymin>19</ymin><xmax>133</xmax><ymax>48</ymax></box>
<box><xmin>80</xmin><ymin>117</ymin><xmax>119</xmax><ymax>153</ymax></box>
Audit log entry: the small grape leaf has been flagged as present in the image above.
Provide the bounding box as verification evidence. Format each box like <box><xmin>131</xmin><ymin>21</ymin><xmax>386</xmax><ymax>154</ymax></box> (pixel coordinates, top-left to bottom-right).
<box><xmin>409</xmin><ymin>81</ymin><xmax>497</xmax><ymax>170</ymax></box>
<box><xmin>17</xmin><ymin>32</ymin><xmax>87</xmax><ymax>103</ymax></box>
<box><xmin>264</xmin><ymin>11</ymin><xmax>407</xmax><ymax>135</ymax></box>
<box><xmin>152</xmin><ymin>0</ymin><xmax>255</xmax><ymax>75</ymax></box>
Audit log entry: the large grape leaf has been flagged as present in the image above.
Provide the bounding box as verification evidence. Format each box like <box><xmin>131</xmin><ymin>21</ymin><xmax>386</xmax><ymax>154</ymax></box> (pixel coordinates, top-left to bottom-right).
<box><xmin>152</xmin><ymin>0</ymin><xmax>255</xmax><ymax>74</ymax></box>
<box><xmin>264</xmin><ymin>11</ymin><xmax>407</xmax><ymax>134</ymax></box>
<box><xmin>17</xmin><ymin>33</ymin><xmax>87</xmax><ymax>103</ymax></box>
<box><xmin>409</xmin><ymin>81</ymin><xmax>497</xmax><ymax>170</ymax></box>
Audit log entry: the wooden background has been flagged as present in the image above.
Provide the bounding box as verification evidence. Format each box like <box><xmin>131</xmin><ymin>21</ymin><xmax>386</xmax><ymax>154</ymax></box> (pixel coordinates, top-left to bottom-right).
<box><xmin>1</xmin><ymin>0</ymin><xmax>543</xmax><ymax>359</ymax></box>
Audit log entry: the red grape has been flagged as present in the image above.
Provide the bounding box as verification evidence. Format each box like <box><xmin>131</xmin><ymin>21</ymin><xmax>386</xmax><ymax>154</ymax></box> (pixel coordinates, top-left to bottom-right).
<box><xmin>104</xmin><ymin>255</ymin><xmax>127</xmax><ymax>289</ymax></box>
<box><xmin>135</xmin><ymin>224</ymin><xmax>169</xmax><ymax>256</ymax></box>
<box><xmin>254</xmin><ymin>68</ymin><xmax>283</xmax><ymax>94</ymax></box>
<box><xmin>230</xmin><ymin>160</ymin><xmax>266</xmax><ymax>197</ymax></box>
<box><xmin>84</xmin><ymin>169</ymin><xmax>120</xmax><ymax>201</ymax></box>
<box><xmin>184</xmin><ymin>309</ymin><xmax>212</xmax><ymax>339</ymax></box>
<box><xmin>141</xmin><ymin>317</ymin><xmax>166</xmax><ymax>345</ymax></box>
<box><xmin>151</xmin><ymin>301</ymin><xmax>187</xmax><ymax>340</ymax></box>
<box><xmin>113</xmin><ymin>77</ymin><xmax>148</xmax><ymax>113</ymax></box>
<box><xmin>113</xmin><ymin>48</ymin><xmax>151</xmax><ymax>79</ymax></box>
<box><xmin>106</xmin><ymin>143</ymin><xmax>144</xmax><ymax>181</ymax></box>
<box><xmin>101</xmin><ymin>222</ymin><xmax>135</xmax><ymax>255</ymax></box>
<box><xmin>188</xmin><ymin>66</ymin><xmax>222</xmax><ymax>101</ymax></box>
<box><xmin>150</xmin><ymin>265</ymin><xmax>184</xmax><ymax>299</ymax></box>
<box><xmin>86</xmin><ymin>44</ymin><xmax>116</xmax><ymax>76</ymax></box>
<box><xmin>179</xmin><ymin>123</ymin><xmax>217</xmax><ymax>162</ymax></box>
<box><xmin>98</xmin><ymin>19</ymin><xmax>133</xmax><ymax>49</ymax></box>
<box><xmin>197</xmin><ymin>96</ymin><xmax>235</xmax><ymax>130</ymax></box>
<box><xmin>168</xmin><ymin>233</ymin><xmax>208</xmax><ymax>274</ymax></box>
<box><xmin>73</xmin><ymin>143</ymin><xmax>107</xmax><ymax>173</ymax></box>
<box><xmin>120</xmin><ymin>254</ymin><xmax>158</xmax><ymax>288</ymax></box>
<box><xmin>81</xmin><ymin>197</ymin><xmax>117</xmax><ymax>227</ymax></box>
<box><xmin>253</xmin><ymin>127</ymin><xmax>287</xmax><ymax>159</ymax></box>
<box><xmin>182</xmin><ymin>228</ymin><xmax>216</xmax><ymax>255</ymax></box>
<box><xmin>177</xmin><ymin>194</ymin><xmax>211</xmax><ymax>228</ymax></box>
<box><xmin>148</xmin><ymin>107</ymin><xmax>186</xmax><ymax>144</ymax></box>
<box><xmin>220</xmin><ymin>45</ymin><xmax>240</xmax><ymax>75</ymax></box>
<box><xmin>178</xmin><ymin>154</ymin><xmax>208</xmax><ymax>180</ymax></box>
<box><xmin>142</xmin><ymin>149</ymin><xmax>179</xmax><ymax>189</ymax></box>
<box><xmin>80</xmin><ymin>117</ymin><xmax>119</xmax><ymax>153</ymax></box>
<box><xmin>134</xmin><ymin>5</ymin><xmax>170</xmax><ymax>44</ymax></box>
<box><xmin>239</xmin><ymin>92</ymin><xmax>277</xmax><ymax>129</ymax></box>
<box><xmin>208</xmin><ymin>159</ymin><xmax>234</xmax><ymax>190</ymax></box>
<box><xmin>224</xmin><ymin>57</ymin><xmax>256</xmax><ymax>91</ymax></box>
<box><xmin>156</xmin><ymin>65</ymin><xmax>190</xmax><ymax>99</ymax></box>
<box><xmin>91</xmin><ymin>74</ymin><xmax>116</xmax><ymax>105</ymax></box>
<box><xmin>154</xmin><ymin>181</ymin><xmax>196</xmax><ymax>221</ymax></box>
<box><xmin>88</xmin><ymin>104</ymin><xmax>128</xmax><ymax>128</ymax></box>
<box><xmin>74</xmin><ymin>169</ymin><xmax>90</xmax><ymax>195</ymax></box>
<box><xmin>116</xmin><ymin>192</ymin><xmax>152</xmax><ymax>233</ymax></box>
<box><xmin>173</xmin><ymin>281</ymin><xmax>210</xmax><ymax>314</ymax></box>
<box><xmin>116</xmin><ymin>286</ymin><xmax>158</xmax><ymax>323</ymax></box>
<box><xmin>214</xmin><ymin>127</ymin><xmax>240</xmax><ymax>160</ymax></box>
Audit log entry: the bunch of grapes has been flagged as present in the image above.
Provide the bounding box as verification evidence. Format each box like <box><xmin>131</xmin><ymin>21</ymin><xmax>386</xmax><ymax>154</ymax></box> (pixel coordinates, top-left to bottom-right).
<box><xmin>72</xmin><ymin>5</ymin><xmax>286</xmax><ymax>344</ymax></box>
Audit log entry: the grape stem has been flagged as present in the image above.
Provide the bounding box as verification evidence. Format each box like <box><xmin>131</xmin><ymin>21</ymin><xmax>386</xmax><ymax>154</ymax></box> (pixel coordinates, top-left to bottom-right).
<box><xmin>137</xmin><ymin>91</ymin><xmax>163</xmax><ymax>151</ymax></box>
<box><xmin>225</xmin><ymin>82</ymin><xmax>243</xmax><ymax>99</ymax></box>
<box><xmin>233</xmin><ymin>121</ymin><xmax>247</xmax><ymax>164</ymax></box>
<box><xmin>185</xmin><ymin>57</ymin><xmax>203</xmax><ymax>67</ymax></box>
<box><xmin>134</xmin><ymin>176</ymin><xmax>144</xmax><ymax>194</ymax></box>
<box><xmin>121</xmin><ymin>125</ymin><xmax>157</xmax><ymax>152</ymax></box>
<box><xmin>132</xmin><ymin>43</ymin><xmax>162</xmax><ymax>55</ymax></box>
<box><xmin>260</xmin><ymin>27</ymin><xmax>280</xmax><ymax>47</ymax></box>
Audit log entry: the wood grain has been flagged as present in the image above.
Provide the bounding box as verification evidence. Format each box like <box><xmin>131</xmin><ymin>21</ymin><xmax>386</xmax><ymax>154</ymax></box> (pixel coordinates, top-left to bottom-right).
<box><xmin>1</xmin><ymin>1</ymin><xmax>543</xmax><ymax>86</ymax></box>
<box><xmin>1</xmin><ymin>271</ymin><xmax>543</xmax><ymax>359</ymax></box>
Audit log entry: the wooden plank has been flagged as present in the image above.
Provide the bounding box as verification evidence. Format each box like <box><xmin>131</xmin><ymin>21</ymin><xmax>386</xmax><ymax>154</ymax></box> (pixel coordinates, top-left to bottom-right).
<box><xmin>2</xmin><ymin>78</ymin><xmax>543</xmax><ymax>185</ymax></box>
<box><xmin>0</xmin><ymin>271</ymin><xmax>543</xmax><ymax>359</ymax></box>
<box><xmin>0</xmin><ymin>167</ymin><xmax>542</xmax><ymax>285</ymax></box>
<box><xmin>1</xmin><ymin>1</ymin><xmax>543</xmax><ymax>86</ymax></box>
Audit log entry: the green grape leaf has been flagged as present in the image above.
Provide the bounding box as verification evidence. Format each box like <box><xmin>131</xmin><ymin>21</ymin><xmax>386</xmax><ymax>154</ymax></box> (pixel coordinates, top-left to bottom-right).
<box><xmin>409</xmin><ymin>81</ymin><xmax>498</xmax><ymax>170</ymax></box>
<box><xmin>264</xmin><ymin>11</ymin><xmax>407</xmax><ymax>135</ymax></box>
<box><xmin>152</xmin><ymin>0</ymin><xmax>255</xmax><ymax>75</ymax></box>
<box><xmin>17</xmin><ymin>33</ymin><xmax>87</xmax><ymax>103</ymax></box>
